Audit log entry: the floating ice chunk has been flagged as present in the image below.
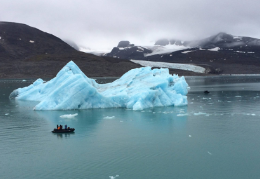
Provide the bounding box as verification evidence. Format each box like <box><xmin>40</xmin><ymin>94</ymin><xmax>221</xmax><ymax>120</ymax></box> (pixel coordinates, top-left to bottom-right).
<box><xmin>235</xmin><ymin>96</ymin><xmax>241</xmax><ymax>97</ymax></box>
<box><xmin>177</xmin><ymin>113</ymin><xmax>188</xmax><ymax>116</ymax></box>
<box><xmin>103</xmin><ymin>116</ymin><xmax>115</xmax><ymax>119</ymax></box>
<box><xmin>109</xmin><ymin>175</ymin><xmax>119</xmax><ymax>179</ymax></box>
<box><xmin>194</xmin><ymin>112</ymin><xmax>207</xmax><ymax>115</ymax></box>
<box><xmin>10</xmin><ymin>61</ymin><xmax>189</xmax><ymax>111</ymax></box>
<box><xmin>5</xmin><ymin>113</ymin><xmax>9</xmax><ymax>115</ymax></box>
<box><xmin>22</xmin><ymin>80</ymin><xmax>26</xmax><ymax>82</ymax></box>
<box><xmin>207</xmin><ymin>151</ymin><xmax>212</xmax><ymax>155</ymax></box>
<box><xmin>189</xmin><ymin>135</ymin><xmax>192</xmax><ymax>137</ymax></box>
<box><xmin>29</xmin><ymin>40</ymin><xmax>34</xmax><ymax>43</ymax></box>
<box><xmin>60</xmin><ymin>113</ymin><xmax>78</xmax><ymax>118</ymax></box>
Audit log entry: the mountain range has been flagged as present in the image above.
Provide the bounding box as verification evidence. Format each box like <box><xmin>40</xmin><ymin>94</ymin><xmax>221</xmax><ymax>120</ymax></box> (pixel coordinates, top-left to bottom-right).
<box><xmin>1</xmin><ymin>21</ymin><xmax>260</xmax><ymax>78</ymax></box>
<box><xmin>105</xmin><ymin>33</ymin><xmax>260</xmax><ymax>74</ymax></box>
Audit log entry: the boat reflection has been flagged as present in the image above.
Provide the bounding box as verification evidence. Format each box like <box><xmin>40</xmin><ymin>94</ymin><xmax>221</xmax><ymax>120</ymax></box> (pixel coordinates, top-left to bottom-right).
<box><xmin>52</xmin><ymin>132</ymin><xmax>75</xmax><ymax>139</ymax></box>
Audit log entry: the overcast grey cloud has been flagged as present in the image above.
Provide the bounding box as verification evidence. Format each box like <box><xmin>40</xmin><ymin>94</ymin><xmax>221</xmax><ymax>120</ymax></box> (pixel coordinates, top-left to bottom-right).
<box><xmin>1</xmin><ymin>0</ymin><xmax>260</xmax><ymax>50</ymax></box>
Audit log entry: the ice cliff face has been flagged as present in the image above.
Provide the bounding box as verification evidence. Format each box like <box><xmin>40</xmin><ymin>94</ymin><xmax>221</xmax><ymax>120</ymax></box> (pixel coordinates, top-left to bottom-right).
<box><xmin>10</xmin><ymin>61</ymin><xmax>189</xmax><ymax>110</ymax></box>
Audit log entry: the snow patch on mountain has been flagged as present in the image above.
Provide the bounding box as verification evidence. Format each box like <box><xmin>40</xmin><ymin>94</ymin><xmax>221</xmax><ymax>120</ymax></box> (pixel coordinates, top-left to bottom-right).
<box><xmin>144</xmin><ymin>44</ymin><xmax>188</xmax><ymax>56</ymax></box>
<box><xmin>208</xmin><ymin>47</ymin><xmax>220</xmax><ymax>51</ymax></box>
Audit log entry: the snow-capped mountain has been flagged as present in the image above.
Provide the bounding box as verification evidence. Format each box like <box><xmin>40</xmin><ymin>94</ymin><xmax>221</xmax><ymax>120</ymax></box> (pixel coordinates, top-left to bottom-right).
<box><xmin>105</xmin><ymin>33</ymin><xmax>260</xmax><ymax>60</ymax></box>
<box><xmin>104</xmin><ymin>33</ymin><xmax>260</xmax><ymax>74</ymax></box>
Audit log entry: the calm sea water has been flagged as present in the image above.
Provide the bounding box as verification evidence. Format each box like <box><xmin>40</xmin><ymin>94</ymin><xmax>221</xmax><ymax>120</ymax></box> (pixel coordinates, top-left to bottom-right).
<box><xmin>1</xmin><ymin>76</ymin><xmax>260</xmax><ymax>179</ymax></box>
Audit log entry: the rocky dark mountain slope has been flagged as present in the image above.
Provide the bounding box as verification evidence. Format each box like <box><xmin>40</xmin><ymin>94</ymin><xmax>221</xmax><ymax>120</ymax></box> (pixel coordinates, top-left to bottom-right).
<box><xmin>0</xmin><ymin>22</ymin><xmax>140</xmax><ymax>78</ymax></box>
<box><xmin>105</xmin><ymin>33</ymin><xmax>260</xmax><ymax>74</ymax></box>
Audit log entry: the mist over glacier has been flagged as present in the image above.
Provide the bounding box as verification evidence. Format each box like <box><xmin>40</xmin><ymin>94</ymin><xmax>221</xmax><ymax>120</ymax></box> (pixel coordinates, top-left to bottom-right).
<box><xmin>10</xmin><ymin>61</ymin><xmax>189</xmax><ymax>110</ymax></box>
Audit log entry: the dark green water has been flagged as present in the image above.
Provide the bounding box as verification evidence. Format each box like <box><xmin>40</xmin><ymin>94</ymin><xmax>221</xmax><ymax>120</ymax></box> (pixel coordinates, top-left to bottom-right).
<box><xmin>1</xmin><ymin>76</ymin><xmax>260</xmax><ymax>179</ymax></box>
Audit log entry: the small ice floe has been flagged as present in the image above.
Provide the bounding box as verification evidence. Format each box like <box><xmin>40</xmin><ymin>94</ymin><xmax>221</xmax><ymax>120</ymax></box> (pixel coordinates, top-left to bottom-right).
<box><xmin>22</xmin><ymin>80</ymin><xmax>26</xmax><ymax>82</ymax></box>
<box><xmin>235</xmin><ymin>96</ymin><xmax>241</xmax><ymax>97</ymax></box>
<box><xmin>190</xmin><ymin>102</ymin><xmax>194</xmax><ymax>104</ymax></box>
<box><xmin>5</xmin><ymin>113</ymin><xmax>9</xmax><ymax>115</ymax></box>
<box><xmin>189</xmin><ymin>135</ymin><xmax>192</xmax><ymax>137</ymax></box>
<box><xmin>177</xmin><ymin>113</ymin><xmax>188</xmax><ymax>117</ymax></box>
<box><xmin>60</xmin><ymin>113</ymin><xmax>78</xmax><ymax>118</ymax></box>
<box><xmin>109</xmin><ymin>175</ymin><xmax>119</xmax><ymax>179</ymax></box>
<box><xmin>207</xmin><ymin>151</ymin><xmax>212</xmax><ymax>155</ymax></box>
<box><xmin>251</xmin><ymin>114</ymin><xmax>256</xmax><ymax>116</ymax></box>
<box><xmin>103</xmin><ymin>116</ymin><xmax>115</xmax><ymax>119</ymax></box>
<box><xmin>194</xmin><ymin>112</ymin><xmax>207</xmax><ymax>116</ymax></box>
<box><xmin>120</xmin><ymin>121</ymin><xmax>123</xmax><ymax>122</ymax></box>
<box><xmin>163</xmin><ymin>111</ymin><xmax>172</xmax><ymax>114</ymax></box>
<box><xmin>29</xmin><ymin>40</ymin><xmax>34</xmax><ymax>43</ymax></box>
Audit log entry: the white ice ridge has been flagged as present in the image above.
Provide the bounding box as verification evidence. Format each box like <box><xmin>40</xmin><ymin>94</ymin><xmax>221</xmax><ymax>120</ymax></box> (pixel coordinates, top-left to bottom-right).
<box><xmin>9</xmin><ymin>61</ymin><xmax>189</xmax><ymax>110</ymax></box>
<box><xmin>60</xmin><ymin>113</ymin><xmax>78</xmax><ymax>118</ymax></box>
<box><xmin>131</xmin><ymin>60</ymin><xmax>205</xmax><ymax>73</ymax></box>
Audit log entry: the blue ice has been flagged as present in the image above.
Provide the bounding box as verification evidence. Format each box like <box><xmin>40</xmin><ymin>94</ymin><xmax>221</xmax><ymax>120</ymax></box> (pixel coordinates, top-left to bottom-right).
<box><xmin>10</xmin><ymin>61</ymin><xmax>189</xmax><ymax>110</ymax></box>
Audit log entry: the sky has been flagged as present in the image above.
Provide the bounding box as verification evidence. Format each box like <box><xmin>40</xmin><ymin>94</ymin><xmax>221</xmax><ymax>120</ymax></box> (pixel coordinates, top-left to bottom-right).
<box><xmin>1</xmin><ymin>0</ymin><xmax>260</xmax><ymax>51</ymax></box>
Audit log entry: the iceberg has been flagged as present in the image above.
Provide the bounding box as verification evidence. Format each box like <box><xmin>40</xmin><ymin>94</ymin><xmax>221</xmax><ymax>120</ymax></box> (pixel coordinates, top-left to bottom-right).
<box><xmin>10</xmin><ymin>61</ymin><xmax>189</xmax><ymax>110</ymax></box>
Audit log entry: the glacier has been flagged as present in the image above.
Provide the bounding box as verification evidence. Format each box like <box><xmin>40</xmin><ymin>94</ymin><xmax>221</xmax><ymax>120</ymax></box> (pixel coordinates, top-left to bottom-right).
<box><xmin>9</xmin><ymin>61</ymin><xmax>189</xmax><ymax>110</ymax></box>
